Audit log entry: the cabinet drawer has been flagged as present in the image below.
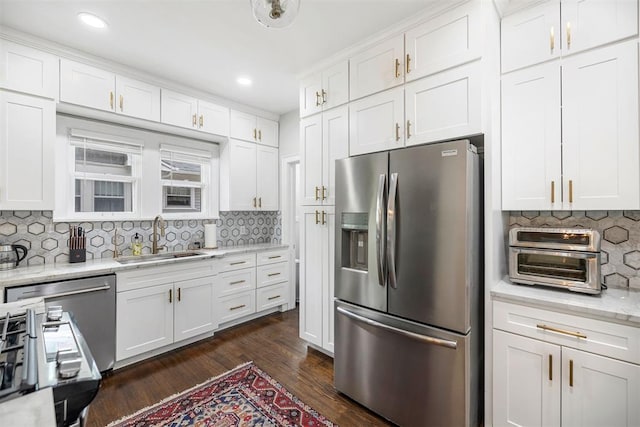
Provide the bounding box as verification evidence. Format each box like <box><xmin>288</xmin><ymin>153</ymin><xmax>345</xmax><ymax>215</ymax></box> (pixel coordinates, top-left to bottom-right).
<box><xmin>218</xmin><ymin>291</ymin><xmax>256</xmax><ymax>324</ymax></box>
<box><xmin>493</xmin><ymin>300</ymin><xmax>640</xmax><ymax>364</ymax></box>
<box><xmin>257</xmin><ymin>249</ymin><xmax>288</xmax><ymax>265</ymax></box>
<box><xmin>257</xmin><ymin>282</ymin><xmax>288</xmax><ymax>311</ymax></box>
<box><xmin>218</xmin><ymin>253</ymin><xmax>256</xmax><ymax>272</ymax></box>
<box><xmin>257</xmin><ymin>262</ymin><xmax>289</xmax><ymax>288</ymax></box>
<box><xmin>218</xmin><ymin>268</ymin><xmax>256</xmax><ymax>297</ymax></box>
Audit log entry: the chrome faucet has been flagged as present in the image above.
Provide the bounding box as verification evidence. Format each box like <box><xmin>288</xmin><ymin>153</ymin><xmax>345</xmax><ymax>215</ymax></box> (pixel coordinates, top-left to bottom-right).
<box><xmin>152</xmin><ymin>215</ymin><xmax>166</xmax><ymax>254</ymax></box>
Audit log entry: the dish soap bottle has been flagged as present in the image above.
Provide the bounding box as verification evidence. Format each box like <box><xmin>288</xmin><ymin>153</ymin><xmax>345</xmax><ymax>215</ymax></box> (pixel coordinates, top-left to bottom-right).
<box><xmin>132</xmin><ymin>233</ymin><xmax>142</xmax><ymax>256</ymax></box>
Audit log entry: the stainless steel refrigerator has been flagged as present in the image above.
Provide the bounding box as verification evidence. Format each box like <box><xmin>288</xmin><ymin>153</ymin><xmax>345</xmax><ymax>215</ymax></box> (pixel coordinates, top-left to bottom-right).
<box><xmin>334</xmin><ymin>139</ymin><xmax>482</xmax><ymax>426</ymax></box>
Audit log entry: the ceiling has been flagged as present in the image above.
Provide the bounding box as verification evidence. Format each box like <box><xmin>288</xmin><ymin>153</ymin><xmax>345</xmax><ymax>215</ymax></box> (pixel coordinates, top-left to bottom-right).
<box><xmin>0</xmin><ymin>0</ymin><xmax>436</xmax><ymax>116</ymax></box>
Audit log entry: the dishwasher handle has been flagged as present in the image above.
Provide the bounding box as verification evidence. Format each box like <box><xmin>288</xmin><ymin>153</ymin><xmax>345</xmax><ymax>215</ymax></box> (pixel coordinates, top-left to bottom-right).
<box><xmin>18</xmin><ymin>284</ymin><xmax>111</xmax><ymax>300</ymax></box>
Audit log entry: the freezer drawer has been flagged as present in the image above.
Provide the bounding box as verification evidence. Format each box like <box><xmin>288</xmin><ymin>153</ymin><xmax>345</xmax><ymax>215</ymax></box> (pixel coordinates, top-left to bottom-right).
<box><xmin>334</xmin><ymin>301</ymin><xmax>480</xmax><ymax>427</ymax></box>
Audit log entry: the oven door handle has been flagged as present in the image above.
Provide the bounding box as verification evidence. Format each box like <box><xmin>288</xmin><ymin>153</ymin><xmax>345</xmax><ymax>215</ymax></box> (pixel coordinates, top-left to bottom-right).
<box><xmin>19</xmin><ymin>284</ymin><xmax>111</xmax><ymax>300</ymax></box>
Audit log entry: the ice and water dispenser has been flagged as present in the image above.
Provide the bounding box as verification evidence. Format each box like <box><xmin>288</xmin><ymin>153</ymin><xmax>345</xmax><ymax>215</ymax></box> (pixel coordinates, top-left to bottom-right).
<box><xmin>340</xmin><ymin>213</ymin><xmax>368</xmax><ymax>271</ymax></box>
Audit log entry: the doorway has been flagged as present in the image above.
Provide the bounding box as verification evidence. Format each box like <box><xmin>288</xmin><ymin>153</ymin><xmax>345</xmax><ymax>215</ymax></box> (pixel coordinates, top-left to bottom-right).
<box><xmin>281</xmin><ymin>155</ymin><xmax>300</xmax><ymax>305</ymax></box>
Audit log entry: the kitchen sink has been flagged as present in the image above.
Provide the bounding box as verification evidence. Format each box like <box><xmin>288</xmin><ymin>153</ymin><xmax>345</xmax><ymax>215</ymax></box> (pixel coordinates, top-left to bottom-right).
<box><xmin>115</xmin><ymin>251</ymin><xmax>205</xmax><ymax>265</ymax></box>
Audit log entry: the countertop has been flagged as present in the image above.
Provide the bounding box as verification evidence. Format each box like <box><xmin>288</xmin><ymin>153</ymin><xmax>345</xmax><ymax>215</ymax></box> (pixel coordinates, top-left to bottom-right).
<box><xmin>492</xmin><ymin>279</ymin><xmax>640</xmax><ymax>326</ymax></box>
<box><xmin>0</xmin><ymin>243</ymin><xmax>288</xmax><ymax>290</ymax></box>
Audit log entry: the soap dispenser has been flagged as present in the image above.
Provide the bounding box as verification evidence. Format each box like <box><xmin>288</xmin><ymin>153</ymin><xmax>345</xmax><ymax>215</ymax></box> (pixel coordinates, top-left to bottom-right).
<box><xmin>132</xmin><ymin>233</ymin><xmax>143</xmax><ymax>256</ymax></box>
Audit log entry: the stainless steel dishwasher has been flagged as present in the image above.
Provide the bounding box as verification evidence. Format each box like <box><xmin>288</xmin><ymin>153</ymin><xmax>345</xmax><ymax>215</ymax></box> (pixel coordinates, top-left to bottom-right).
<box><xmin>5</xmin><ymin>274</ymin><xmax>116</xmax><ymax>372</ymax></box>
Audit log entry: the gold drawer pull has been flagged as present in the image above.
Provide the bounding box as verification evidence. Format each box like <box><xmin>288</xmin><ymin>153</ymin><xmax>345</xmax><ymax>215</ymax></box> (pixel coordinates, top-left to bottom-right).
<box><xmin>268</xmin><ymin>295</ymin><xmax>281</xmax><ymax>301</ymax></box>
<box><xmin>230</xmin><ymin>280</ymin><xmax>246</xmax><ymax>285</ymax></box>
<box><xmin>551</xmin><ymin>180</ymin><xmax>555</xmax><ymax>203</ymax></box>
<box><xmin>267</xmin><ymin>272</ymin><xmax>281</xmax><ymax>277</ymax></box>
<box><xmin>536</xmin><ymin>324</ymin><xmax>587</xmax><ymax>339</ymax></box>
<box><xmin>230</xmin><ymin>304</ymin><xmax>246</xmax><ymax>311</ymax></box>
<box><xmin>268</xmin><ymin>255</ymin><xmax>281</xmax><ymax>259</ymax></box>
<box><xmin>569</xmin><ymin>180</ymin><xmax>574</xmax><ymax>203</ymax></box>
<box><xmin>230</xmin><ymin>261</ymin><xmax>246</xmax><ymax>266</ymax></box>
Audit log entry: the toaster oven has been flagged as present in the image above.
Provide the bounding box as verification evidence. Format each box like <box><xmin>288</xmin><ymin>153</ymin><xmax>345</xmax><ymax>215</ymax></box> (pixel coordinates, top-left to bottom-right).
<box><xmin>508</xmin><ymin>227</ymin><xmax>601</xmax><ymax>294</ymax></box>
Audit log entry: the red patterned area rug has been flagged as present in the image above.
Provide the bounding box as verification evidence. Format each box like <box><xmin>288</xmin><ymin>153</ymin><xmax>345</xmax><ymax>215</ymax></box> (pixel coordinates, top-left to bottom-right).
<box><xmin>105</xmin><ymin>361</ymin><xmax>336</xmax><ymax>427</ymax></box>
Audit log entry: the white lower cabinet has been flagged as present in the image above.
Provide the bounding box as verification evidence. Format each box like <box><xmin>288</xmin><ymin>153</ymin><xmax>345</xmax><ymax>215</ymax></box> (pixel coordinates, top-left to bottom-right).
<box><xmin>173</xmin><ymin>276</ymin><xmax>217</xmax><ymax>342</ymax></box>
<box><xmin>218</xmin><ymin>290</ymin><xmax>256</xmax><ymax>324</ymax></box>
<box><xmin>493</xmin><ymin>300</ymin><xmax>640</xmax><ymax>427</ymax></box>
<box><xmin>299</xmin><ymin>206</ymin><xmax>335</xmax><ymax>353</ymax></box>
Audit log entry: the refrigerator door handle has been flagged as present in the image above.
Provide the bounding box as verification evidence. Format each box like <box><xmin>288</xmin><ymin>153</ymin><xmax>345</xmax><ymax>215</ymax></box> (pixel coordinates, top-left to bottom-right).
<box><xmin>337</xmin><ymin>306</ymin><xmax>458</xmax><ymax>349</ymax></box>
<box><xmin>376</xmin><ymin>174</ymin><xmax>387</xmax><ymax>287</ymax></box>
<box><xmin>387</xmin><ymin>172</ymin><xmax>398</xmax><ymax>289</ymax></box>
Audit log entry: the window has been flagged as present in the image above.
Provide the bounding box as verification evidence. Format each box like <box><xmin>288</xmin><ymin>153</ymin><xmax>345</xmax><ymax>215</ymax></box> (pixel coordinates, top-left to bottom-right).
<box><xmin>68</xmin><ymin>128</ymin><xmax>142</xmax><ymax>218</ymax></box>
<box><xmin>160</xmin><ymin>145</ymin><xmax>211</xmax><ymax>214</ymax></box>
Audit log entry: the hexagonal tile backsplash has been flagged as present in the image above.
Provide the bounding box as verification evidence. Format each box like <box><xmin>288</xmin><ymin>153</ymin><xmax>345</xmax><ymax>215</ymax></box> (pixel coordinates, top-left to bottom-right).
<box><xmin>510</xmin><ymin>210</ymin><xmax>640</xmax><ymax>290</ymax></box>
<box><xmin>0</xmin><ymin>211</ymin><xmax>281</xmax><ymax>266</ymax></box>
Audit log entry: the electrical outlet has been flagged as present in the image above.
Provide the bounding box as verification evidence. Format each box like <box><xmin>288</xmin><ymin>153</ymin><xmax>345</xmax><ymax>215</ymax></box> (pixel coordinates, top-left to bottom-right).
<box><xmin>240</xmin><ymin>226</ymin><xmax>248</xmax><ymax>235</ymax></box>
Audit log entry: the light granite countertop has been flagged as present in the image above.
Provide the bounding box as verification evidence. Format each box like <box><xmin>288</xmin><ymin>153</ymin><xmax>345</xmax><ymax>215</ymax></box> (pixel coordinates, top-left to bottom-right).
<box><xmin>492</xmin><ymin>279</ymin><xmax>640</xmax><ymax>326</ymax></box>
<box><xmin>0</xmin><ymin>243</ymin><xmax>288</xmax><ymax>291</ymax></box>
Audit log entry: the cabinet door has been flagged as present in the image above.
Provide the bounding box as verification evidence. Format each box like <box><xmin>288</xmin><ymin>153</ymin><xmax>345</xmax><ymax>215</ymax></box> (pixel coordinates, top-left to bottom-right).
<box><xmin>115</xmin><ymin>75</ymin><xmax>160</xmax><ymax>121</ymax></box>
<box><xmin>160</xmin><ymin>89</ymin><xmax>198</xmax><ymax>129</ymax></box>
<box><xmin>501</xmin><ymin>61</ymin><xmax>561</xmax><ymax>210</ymax></box>
<box><xmin>300</xmin><ymin>114</ymin><xmax>323</xmax><ymax>205</ymax></box>
<box><xmin>322</xmin><ymin>61</ymin><xmax>349</xmax><ymax>110</ymax></box>
<box><xmin>174</xmin><ymin>277</ymin><xmax>216</xmax><ymax>342</ymax></box>
<box><xmin>405</xmin><ymin>0</ymin><xmax>481</xmax><ymax>81</ymax></box>
<box><xmin>299</xmin><ymin>206</ymin><xmax>325</xmax><ymax>346</ymax></box>
<box><xmin>198</xmin><ymin>100</ymin><xmax>229</xmax><ymax>136</ymax></box>
<box><xmin>256</xmin><ymin>144</ymin><xmax>279</xmax><ymax>211</ymax></box>
<box><xmin>322</xmin><ymin>207</ymin><xmax>335</xmax><ymax>353</ymax></box>
<box><xmin>0</xmin><ymin>92</ymin><xmax>55</xmax><ymax>210</ymax></box>
<box><xmin>257</xmin><ymin>117</ymin><xmax>279</xmax><ymax>147</ymax></box>
<box><xmin>224</xmin><ymin>140</ymin><xmax>257</xmax><ymax>211</ymax></box>
<box><xmin>299</xmin><ymin>73</ymin><xmax>322</xmax><ymax>118</ymax></box>
<box><xmin>349</xmin><ymin>86</ymin><xmax>404</xmax><ymax>156</ymax></box>
<box><xmin>322</xmin><ymin>105</ymin><xmax>349</xmax><ymax>206</ymax></box>
<box><xmin>230</xmin><ymin>110</ymin><xmax>257</xmax><ymax>142</ymax></box>
<box><xmin>562</xmin><ymin>348</ymin><xmax>640</xmax><ymax>427</ymax></box>
<box><xmin>349</xmin><ymin>35</ymin><xmax>404</xmax><ymax>100</ymax></box>
<box><xmin>116</xmin><ymin>283</ymin><xmax>174</xmax><ymax>361</ymax></box>
<box><xmin>501</xmin><ymin>0</ymin><xmax>561</xmax><ymax>73</ymax></box>
<box><xmin>405</xmin><ymin>60</ymin><xmax>481</xmax><ymax>146</ymax></box>
<box><xmin>0</xmin><ymin>40</ymin><xmax>58</xmax><ymax>99</ymax></box>
<box><xmin>493</xmin><ymin>330</ymin><xmax>561</xmax><ymax>427</ymax></box>
<box><xmin>60</xmin><ymin>59</ymin><xmax>115</xmax><ymax>111</ymax></box>
<box><xmin>562</xmin><ymin>41</ymin><xmax>639</xmax><ymax>210</ymax></box>
<box><xmin>561</xmin><ymin>0</ymin><xmax>637</xmax><ymax>55</ymax></box>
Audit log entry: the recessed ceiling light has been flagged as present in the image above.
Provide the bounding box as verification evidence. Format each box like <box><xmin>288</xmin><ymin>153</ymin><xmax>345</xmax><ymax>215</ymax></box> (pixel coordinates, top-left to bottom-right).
<box><xmin>78</xmin><ymin>12</ymin><xmax>108</xmax><ymax>29</ymax></box>
<box><xmin>237</xmin><ymin>77</ymin><xmax>253</xmax><ymax>87</ymax></box>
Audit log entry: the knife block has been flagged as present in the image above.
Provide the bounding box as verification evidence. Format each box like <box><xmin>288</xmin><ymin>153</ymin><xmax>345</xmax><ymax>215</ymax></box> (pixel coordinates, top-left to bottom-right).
<box><xmin>69</xmin><ymin>248</ymin><xmax>86</xmax><ymax>263</ymax></box>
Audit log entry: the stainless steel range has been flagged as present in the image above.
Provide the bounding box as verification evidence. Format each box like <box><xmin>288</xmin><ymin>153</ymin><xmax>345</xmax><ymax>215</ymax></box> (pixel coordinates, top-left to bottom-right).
<box><xmin>0</xmin><ymin>304</ymin><xmax>101</xmax><ymax>426</ymax></box>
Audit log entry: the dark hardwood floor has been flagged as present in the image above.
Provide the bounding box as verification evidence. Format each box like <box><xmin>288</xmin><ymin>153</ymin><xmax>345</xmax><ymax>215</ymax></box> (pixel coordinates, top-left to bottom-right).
<box><xmin>88</xmin><ymin>307</ymin><xmax>391</xmax><ymax>426</ymax></box>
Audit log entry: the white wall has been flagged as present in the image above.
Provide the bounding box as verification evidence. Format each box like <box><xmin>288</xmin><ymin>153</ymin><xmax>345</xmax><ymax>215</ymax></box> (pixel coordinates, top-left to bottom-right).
<box><xmin>278</xmin><ymin>109</ymin><xmax>300</xmax><ymax>158</ymax></box>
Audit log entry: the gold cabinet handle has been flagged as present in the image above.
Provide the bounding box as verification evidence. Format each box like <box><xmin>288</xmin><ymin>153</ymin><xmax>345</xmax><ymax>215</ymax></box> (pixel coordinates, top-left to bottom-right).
<box><xmin>109</xmin><ymin>91</ymin><xmax>114</xmax><ymax>109</ymax></box>
<box><xmin>315</xmin><ymin>210</ymin><xmax>320</xmax><ymax>225</ymax></box>
<box><xmin>314</xmin><ymin>186</ymin><xmax>320</xmax><ymax>201</ymax></box>
<box><xmin>258</xmin><ymin>197</ymin><xmax>262</xmax><ymax>208</ymax></box>
<box><xmin>550</xmin><ymin>26</ymin><xmax>555</xmax><ymax>52</ymax></box>
<box><xmin>406</xmin><ymin>120</ymin><xmax>412</xmax><ymax>139</ymax></box>
<box><xmin>267</xmin><ymin>295</ymin><xmax>281</xmax><ymax>301</ymax></box>
<box><xmin>230</xmin><ymin>261</ymin><xmax>246</xmax><ymax>266</ymax></box>
<box><xmin>177</xmin><ymin>287</ymin><xmax>181</xmax><ymax>302</ymax></box>
<box><xmin>406</xmin><ymin>53</ymin><xmax>411</xmax><ymax>74</ymax></box>
<box><xmin>192</xmin><ymin>114</ymin><xmax>197</xmax><ymax>127</ymax></box>
<box><xmin>394</xmin><ymin>58</ymin><xmax>400</xmax><ymax>78</ymax></box>
<box><xmin>321</xmin><ymin>186</ymin><xmax>327</xmax><ymax>200</ymax></box>
<box><xmin>253</xmin><ymin>197</ymin><xmax>257</xmax><ymax>208</ymax></box>
<box><xmin>268</xmin><ymin>255</ymin><xmax>281</xmax><ymax>259</ymax></box>
<box><xmin>569</xmin><ymin>359</ymin><xmax>574</xmax><ymax>387</ymax></box>
<box><xmin>230</xmin><ymin>280</ymin><xmax>246</xmax><ymax>285</ymax></box>
<box><xmin>315</xmin><ymin>91</ymin><xmax>321</xmax><ymax>107</ymax></box>
<box><xmin>551</xmin><ymin>180</ymin><xmax>555</xmax><ymax>203</ymax></box>
<box><xmin>569</xmin><ymin>180</ymin><xmax>574</xmax><ymax>203</ymax></box>
<box><xmin>395</xmin><ymin>123</ymin><xmax>400</xmax><ymax>141</ymax></box>
<box><xmin>253</xmin><ymin>128</ymin><xmax>257</xmax><ymax>140</ymax></box>
<box><xmin>321</xmin><ymin>210</ymin><xmax>326</xmax><ymax>225</ymax></box>
<box><xmin>169</xmin><ymin>289</ymin><xmax>172</xmax><ymax>303</ymax></box>
<box><xmin>549</xmin><ymin>354</ymin><xmax>553</xmax><ymax>381</ymax></box>
<box><xmin>230</xmin><ymin>304</ymin><xmax>246</xmax><ymax>311</ymax></box>
<box><xmin>267</xmin><ymin>272</ymin><xmax>281</xmax><ymax>277</ymax></box>
<box><xmin>258</xmin><ymin>129</ymin><xmax>262</xmax><ymax>141</ymax></box>
<box><xmin>321</xmin><ymin>89</ymin><xmax>327</xmax><ymax>104</ymax></box>
<box><xmin>536</xmin><ymin>323</ymin><xmax>586</xmax><ymax>339</ymax></box>
<box><xmin>566</xmin><ymin>22</ymin><xmax>571</xmax><ymax>49</ymax></box>
<box><xmin>119</xmin><ymin>94</ymin><xmax>123</xmax><ymax>111</ymax></box>
<box><xmin>199</xmin><ymin>114</ymin><xmax>204</xmax><ymax>128</ymax></box>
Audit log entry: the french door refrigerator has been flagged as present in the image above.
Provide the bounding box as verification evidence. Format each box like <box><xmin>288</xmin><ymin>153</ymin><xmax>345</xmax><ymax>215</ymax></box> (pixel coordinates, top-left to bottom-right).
<box><xmin>334</xmin><ymin>139</ymin><xmax>482</xmax><ymax>426</ymax></box>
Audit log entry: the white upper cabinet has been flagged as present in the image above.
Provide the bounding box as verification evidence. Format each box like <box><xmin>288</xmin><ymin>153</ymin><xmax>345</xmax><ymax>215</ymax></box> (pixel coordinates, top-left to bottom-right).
<box><xmin>501</xmin><ymin>0</ymin><xmax>561</xmax><ymax>73</ymax></box>
<box><xmin>0</xmin><ymin>40</ymin><xmax>58</xmax><ymax>99</ymax></box>
<box><xmin>322</xmin><ymin>106</ymin><xmax>349</xmax><ymax>205</ymax></box>
<box><xmin>115</xmin><ymin>75</ymin><xmax>160</xmax><ymax>121</ymax></box>
<box><xmin>405</xmin><ymin>60</ymin><xmax>481</xmax><ymax>146</ymax></box>
<box><xmin>405</xmin><ymin>0</ymin><xmax>482</xmax><ymax>81</ymax></box>
<box><xmin>349</xmin><ymin>86</ymin><xmax>404</xmax><ymax>156</ymax></box>
<box><xmin>230</xmin><ymin>110</ymin><xmax>278</xmax><ymax>146</ymax></box>
<box><xmin>349</xmin><ymin>35</ymin><xmax>404</xmax><ymax>101</ymax></box>
<box><xmin>300</xmin><ymin>61</ymin><xmax>349</xmax><ymax>118</ymax></box>
<box><xmin>256</xmin><ymin>144</ymin><xmax>279</xmax><ymax>210</ymax></box>
<box><xmin>561</xmin><ymin>40</ymin><xmax>639</xmax><ymax>210</ymax></box>
<box><xmin>300</xmin><ymin>114</ymin><xmax>323</xmax><ymax>205</ymax></box>
<box><xmin>161</xmin><ymin>90</ymin><xmax>228</xmax><ymax>136</ymax></box>
<box><xmin>561</xmin><ymin>0</ymin><xmax>637</xmax><ymax>55</ymax></box>
<box><xmin>60</xmin><ymin>59</ymin><xmax>115</xmax><ymax>112</ymax></box>
<box><xmin>502</xmin><ymin>61</ymin><xmax>562</xmax><ymax>210</ymax></box>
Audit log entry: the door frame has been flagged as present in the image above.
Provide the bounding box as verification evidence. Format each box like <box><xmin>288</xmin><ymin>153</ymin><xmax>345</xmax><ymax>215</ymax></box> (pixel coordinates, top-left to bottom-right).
<box><xmin>280</xmin><ymin>154</ymin><xmax>300</xmax><ymax>308</ymax></box>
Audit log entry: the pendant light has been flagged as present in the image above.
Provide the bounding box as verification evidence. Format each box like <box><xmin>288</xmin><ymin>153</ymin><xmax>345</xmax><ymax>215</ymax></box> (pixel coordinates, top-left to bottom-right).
<box><xmin>250</xmin><ymin>0</ymin><xmax>300</xmax><ymax>29</ymax></box>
